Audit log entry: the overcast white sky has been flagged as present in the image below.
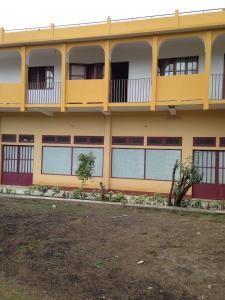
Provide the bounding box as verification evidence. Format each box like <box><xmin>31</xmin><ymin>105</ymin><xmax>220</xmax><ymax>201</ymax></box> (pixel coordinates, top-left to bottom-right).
<box><xmin>1</xmin><ymin>0</ymin><xmax>225</xmax><ymax>30</ymax></box>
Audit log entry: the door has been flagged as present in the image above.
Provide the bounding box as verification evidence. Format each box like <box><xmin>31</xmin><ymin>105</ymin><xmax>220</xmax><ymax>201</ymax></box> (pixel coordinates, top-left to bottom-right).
<box><xmin>111</xmin><ymin>62</ymin><xmax>129</xmax><ymax>102</ymax></box>
<box><xmin>193</xmin><ymin>150</ymin><xmax>225</xmax><ymax>200</ymax></box>
<box><xmin>2</xmin><ymin>145</ymin><xmax>34</xmax><ymax>186</ymax></box>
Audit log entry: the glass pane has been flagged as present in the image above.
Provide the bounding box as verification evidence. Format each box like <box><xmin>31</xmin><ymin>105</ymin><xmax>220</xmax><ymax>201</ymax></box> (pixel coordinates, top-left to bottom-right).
<box><xmin>42</xmin><ymin>147</ymin><xmax>72</xmax><ymax>175</ymax></box>
<box><xmin>72</xmin><ymin>147</ymin><xmax>103</xmax><ymax>177</ymax></box>
<box><xmin>71</xmin><ymin>65</ymin><xmax>85</xmax><ymax>78</ymax></box>
<box><xmin>146</xmin><ymin>149</ymin><xmax>181</xmax><ymax>180</ymax></box>
<box><xmin>112</xmin><ymin>149</ymin><xmax>145</xmax><ymax>179</ymax></box>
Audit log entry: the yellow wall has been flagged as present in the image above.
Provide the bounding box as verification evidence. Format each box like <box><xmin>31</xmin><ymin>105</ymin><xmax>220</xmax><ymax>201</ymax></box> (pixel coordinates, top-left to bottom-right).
<box><xmin>0</xmin><ymin>10</ymin><xmax>224</xmax><ymax>111</ymax></box>
<box><xmin>1</xmin><ymin>110</ymin><xmax>225</xmax><ymax>196</ymax></box>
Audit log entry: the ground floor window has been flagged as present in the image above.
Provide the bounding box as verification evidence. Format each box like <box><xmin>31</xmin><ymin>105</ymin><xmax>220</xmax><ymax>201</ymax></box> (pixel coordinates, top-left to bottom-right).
<box><xmin>42</xmin><ymin>146</ymin><xmax>103</xmax><ymax>176</ymax></box>
<box><xmin>72</xmin><ymin>148</ymin><xmax>103</xmax><ymax>177</ymax></box>
<box><xmin>42</xmin><ymin>147</ymin><xmax>72</xmax><ymax>175</ymax></box>
<box><xmin>112</xmin><ymin>149</ymin><xmax>145</xmax><ymax>179</ymax></box>
<box><xmin>145</xmin><ymin>149</ymin><xmax>181</xmax><ymax>180</ymax></box>
<box><xmin>112</xmin><ymin>148</ymin><xmax>181</xmax><ymax>180</ymax></box>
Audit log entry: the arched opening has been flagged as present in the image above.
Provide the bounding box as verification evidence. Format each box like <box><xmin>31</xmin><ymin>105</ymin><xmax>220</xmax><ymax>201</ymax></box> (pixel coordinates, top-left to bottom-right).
<box><xmin>110</xmin><ymin>42</ymin><xmax>152</xmax><ymax>102</ymax></box>
<box><xmin>68</xmin><ymin>45</ymin><xmax>105</xmax><ymax>80</ymax></box>
<box><xmin>158</xmin><ymin>37</ymin><xmax>205</xmax><ymax>76</ymax></box>
<box><xmin>211</xmin><ymin>35</ymin><xmax>225</xmax><ymax>100</ymax></box>
<box><xmin>0</xmin><ymin>51</ymin><xmax>21</xmax><ymax>83</ymax></box>
<box><xmin>27</xmin><ymin>48</ymin><xmax>61</xmax><ymax>104</ymax></box>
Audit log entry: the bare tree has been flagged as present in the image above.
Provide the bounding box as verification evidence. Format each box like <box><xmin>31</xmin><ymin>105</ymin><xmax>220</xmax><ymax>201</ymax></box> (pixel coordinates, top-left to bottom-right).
<box><xmin>168</xmin><ymin>158</ymin><xmax>203</xmax><ymax>207</ymax></box>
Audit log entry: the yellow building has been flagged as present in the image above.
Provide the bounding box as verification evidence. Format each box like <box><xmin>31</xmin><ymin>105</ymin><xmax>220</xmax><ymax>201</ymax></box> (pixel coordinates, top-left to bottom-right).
<box><xmin>1</xmin><ymin>8</ymin><xmax>225</xmax><ymax>199</ymax></box>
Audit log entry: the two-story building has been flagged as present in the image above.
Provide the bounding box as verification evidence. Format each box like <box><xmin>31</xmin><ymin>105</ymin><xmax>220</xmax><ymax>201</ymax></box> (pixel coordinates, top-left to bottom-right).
<box><xmin>1</xmin><ymin>8</ymin><xmax>225</xmax><ymax>200</ymax></box>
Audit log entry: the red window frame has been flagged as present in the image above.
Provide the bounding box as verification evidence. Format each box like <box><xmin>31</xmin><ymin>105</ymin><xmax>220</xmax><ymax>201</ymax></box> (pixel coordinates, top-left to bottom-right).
<box><xmin>147</xmin><ymin>137</ymin><xmax>182</xmax><ymax>146</ymax></box>
<box><xmin>112</xmin><ymin>136</ymin><xmax>144</xmax><ymax>146</ymax></box>
<box><xmin>158</xmin><ymin>56</ymin><xmax>199</xmax><ymax>76</ymax></box>
<box><xmin>193</xmin><ymin>137</ymin><xmax>216</xmax><ymax>147</ymax></box>
<box><xmin>1</xmin><ymin>134</ymin><xmax>17</xmax><ymax>142</ymax></box>
<box><xmin>220</xmin><ymin>137</ymin><xmax>225</xmax><ymax>147</ymax></box>
<box><xmin>74</xmin><ymin>136</ymin><xmax>104</xmax><ymax>145</ymax></box>
<box><xmin>42</xmin><ymin>135</ymin><xmax>71</xmax><ymax>144</ymax></box>
<box><xmin>19</xmin><ymin>135</ymin><xmax>34</xmax><ymax>143</ymax></box>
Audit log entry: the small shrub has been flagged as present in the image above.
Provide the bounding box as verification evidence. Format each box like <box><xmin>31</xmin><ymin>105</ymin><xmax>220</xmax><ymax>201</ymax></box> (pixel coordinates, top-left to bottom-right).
<box><xmin>51</xmin><ymin>186</ymin><xmax>61</xmax><ymax>197</ymax></box>
<box><xmin>209</xmin><ymin>201</ymin><xmax>220</xmax><ymax>210</ymax></box>
<box><xmin>36</xmin><ymin>185</ymin><xmax>49</xmax><ymax>196</ymax></box>
<box><xmin>24</xmin><ymin>185</ymin><xmax>36</xmax><ymax>196</ymax></box>
<box><xmin>76</xmin><ymin>152</ymin><xmax>96</xmax><ymax>188</ymax></box>
<box><xmin>180</xmin><ymin>199</ymin><xmax>191</xmax><ymax>208</ymax></box>
<box><xmin>111</xmin><ymin>193</ymin><xmax>127</xmax><ymax>203</ymax></box>
<box><xmin>70</xmin><ymin>188</ymin><xmax>87</xmax><ymax>200</ymax></box>
<box><xmin>151</xmin><ymin>193</ymin><xmax>165</xmax><ymax>205</ymax></box>
<box><xmin>192</xmin><ymin>200</ymin><xmax>203</xmax><ymax>209</ymax></box>
<box><xmin>99</xmin><ymin>181</ymin><xmax>106</xmax><ymax>201</ymax></box>
<box><xmin>5</xmin><ymin>188</ymin><xmax>14</xmax><ymax>195</ymax></box>
<box><xmin>134</xmin><ymin>195</ymin><xmax>147</xmax><ymax>205</ymax></box>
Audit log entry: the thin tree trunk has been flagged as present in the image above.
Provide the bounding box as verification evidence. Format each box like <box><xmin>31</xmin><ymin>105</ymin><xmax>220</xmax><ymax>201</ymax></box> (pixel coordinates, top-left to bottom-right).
<box><xmin>168</xmin><ymin>159</ymin><xmax>179</xmax><ymax>206</ymax></box>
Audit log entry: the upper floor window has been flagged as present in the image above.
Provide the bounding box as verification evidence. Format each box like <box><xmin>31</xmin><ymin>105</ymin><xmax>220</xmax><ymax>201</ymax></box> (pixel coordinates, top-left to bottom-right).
<box><xmin>158</xmin><ymin>56</ymin><xmax>198</xmax><ymax>76</ymax></box>
<box><xmin>69</xmin><ymin>63</ymin><xmax>104</xmax><ymax>80</ymax></box>
<box><xmin>28</xmin><ymin>66</ymin><xmax>54</xmax><ymax>89</ymax></box>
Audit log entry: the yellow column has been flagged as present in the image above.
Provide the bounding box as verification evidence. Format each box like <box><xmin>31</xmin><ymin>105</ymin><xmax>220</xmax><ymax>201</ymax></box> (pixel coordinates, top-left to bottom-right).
<box><xmin>32</xmin><ymin>133</ymin><xmax>42</xmax><ymax>185</ymax></box>
<box><xmin>61</xmin><ymin>44</ymin><xmax>67</xmax><ymax>112</ymax></box>
<box><xmin>150</xmin><ymin>36</ymin><xmax>158</xmax><ymax>111</ymax></box>
<box><xmin>20</xmin><ymin>46</ymin><xmax>27</xmax><ymax>112</ymax></box>
<box><xmin>204</xmin><ymin>31</ymin><xmax>212</xmax><ymax>110</ymax></box>
<box><xmin>103</xmin><ymin>115</ymin><xmax>111</xmax><ymax>189</ymax></box>
<box><xmin>104</xmin><ymin>41</ymin><xmax>110</xmax><ymax>112</ymax></box>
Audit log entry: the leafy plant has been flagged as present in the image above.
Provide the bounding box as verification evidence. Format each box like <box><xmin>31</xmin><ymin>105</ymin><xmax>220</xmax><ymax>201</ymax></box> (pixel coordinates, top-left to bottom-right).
<box><xmin>99</xmin><ymin>181</ymin><xmax>106</xmax><ymax>201</ymax></box>
<box><xmin>111</xmin><ymin>193</ymin><xmax>127</xmax><ymax>203</ymax></box>
<box><xmin>5</xmin><ymin>188</ymin><xmax>14</xmax><ymax>195</ymax></box>
<box><xmin>168</xmin><ymin>158</ymin><xmax>203</xmax><ymax>207</ymax></box>
<box><xmin>134</xmin><ymin>195</ymin><xmax>147</xmax><ymax>204</ymax></box>
<box><xmin>70</xmin><ymin>188</ymin><xmax>87</xmax><ymax>200</ymax></box>
<box><xmin>35</xmin><ymin>185</ymin><xmax>49</xmax><ymax>196</ymax></box>
<box><xmin>51</xmin><ymin>186</ymin><xmax>61</xmax><ymax>197</ymax></box>
<box><xmin>191</xmin><ymin>200</ymin><xmax>203</xmax><ymax>209</ymax></box>
<box><xmin>151</xmin><ymin>193</ymin><xmax>165</xmax><ymax>204</ymax></box>
<box><xmin>180</xmin><ymin>199</ymin><xmax>191</xmax><ymax>208</ymax></box>
<box><xmin>76</xmin><ymin>152</ymin><xmax>96</xmax><ymax>190</ymax></box>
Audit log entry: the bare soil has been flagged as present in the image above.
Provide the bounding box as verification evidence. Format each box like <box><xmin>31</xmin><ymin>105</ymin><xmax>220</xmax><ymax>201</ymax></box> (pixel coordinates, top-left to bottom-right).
<box><xmin>0</xmin><ymin>197</ymin><xmax>225</xmax><ymax>300</ymax></box>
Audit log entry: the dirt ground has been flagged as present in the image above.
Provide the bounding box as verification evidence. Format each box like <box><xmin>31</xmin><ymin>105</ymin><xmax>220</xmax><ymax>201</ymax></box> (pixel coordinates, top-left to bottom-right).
<box><xmin>0</xmin><ymin>198</ymin><xmax>225</xmax><ymax>300</ymax></box>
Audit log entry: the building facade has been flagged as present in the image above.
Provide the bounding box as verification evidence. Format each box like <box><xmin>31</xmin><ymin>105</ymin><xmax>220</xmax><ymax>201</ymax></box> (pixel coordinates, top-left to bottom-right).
<box><xmin>1</xmin><ymin>9</ymin><xmax>225</xmax><ymax>199</ymax></box>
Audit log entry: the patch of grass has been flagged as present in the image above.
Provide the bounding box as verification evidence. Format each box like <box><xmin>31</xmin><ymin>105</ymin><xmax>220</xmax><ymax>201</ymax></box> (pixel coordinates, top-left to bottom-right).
<box><xmin>91</xmin><ymin>260</ymin><xmax>105</xmax><ymax>269</ymax></box>
<box><xmin>176</xmin><ymin>210</ymin><xmax>225</xmax><ymax>223</ymax></box>
<box><xmin>0</xmin><ymin>198</ymin><xmax>88</xmax><ymax>215</ymax></box>
<box><xmin>0</xmin><ymin>275</ymin><xmax>41</xmax><ymax>300</ymax></box>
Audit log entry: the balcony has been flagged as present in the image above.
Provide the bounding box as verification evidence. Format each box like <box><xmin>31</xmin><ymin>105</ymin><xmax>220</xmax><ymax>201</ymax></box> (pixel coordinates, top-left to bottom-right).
<box><xmin>0</xmin><ymin>83</ymin><xmax>23</xmax><ymax>106</ymax></box>
<box><xmin>66</xmin><ymin>79</ymin><xmax>104</xmax><ymax>105</ymax></box>
<box><xmin>27</xmin><ymin>82</ymin><xmax>61</xmax><ymax>105</ymax></box>
<box><xmin>110</xmin><ymin>78</ymin><xmax>151</xmax><ymax>103</ymax></box>
<box><xmin>156</xmin><ymin>74</ymin><xmax>206</xmax><ymax>104</ymax></box>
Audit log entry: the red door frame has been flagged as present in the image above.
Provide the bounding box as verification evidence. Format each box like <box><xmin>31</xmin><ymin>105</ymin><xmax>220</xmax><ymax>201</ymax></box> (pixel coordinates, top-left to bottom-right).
<box><xmin>193</xmin><ymin>150</ymin><xmax>225</xmax><ymax>200</ymax></box>
<box><xmin>1</xmin><ymin>145</ymin><xmax>33</xmax><ymax>186</ymax></box>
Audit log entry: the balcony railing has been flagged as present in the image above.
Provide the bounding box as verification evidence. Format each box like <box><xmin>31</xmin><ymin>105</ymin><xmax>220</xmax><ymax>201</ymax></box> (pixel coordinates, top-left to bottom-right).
<box><xmin>110</xmin><ymin>78</ymin><xmax>151</xmax><ymax>103</ymax></box>
<box><xmin>27</xmin><ymin>82</ymin><xmax>61</xmax><ymax>104</ymax></box>
<box><xmin>210</xmin><ymin>74</ymin><xmax>225</xmax><ymax>100</ymax></box>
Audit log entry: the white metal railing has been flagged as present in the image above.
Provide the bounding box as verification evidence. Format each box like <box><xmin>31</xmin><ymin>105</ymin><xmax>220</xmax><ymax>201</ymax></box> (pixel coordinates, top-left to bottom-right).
<box><xmin>4</xmin><ymin>8</ymin><xmax>224</xmax><ymax>32</ymax></box>
<box><xmin>210</xmin><ymin>74</ymin><xmax>225</xmax><ymax>100</ymax></box>
<box><xmin>27</xmin><ymin>82</ymin><xmax>61</xmax><ymax>104</ymax></box>
<box><xmin>110</xmin><ymin>78</ymin><xmax>151</xmax><ymax>103</ymax></box>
